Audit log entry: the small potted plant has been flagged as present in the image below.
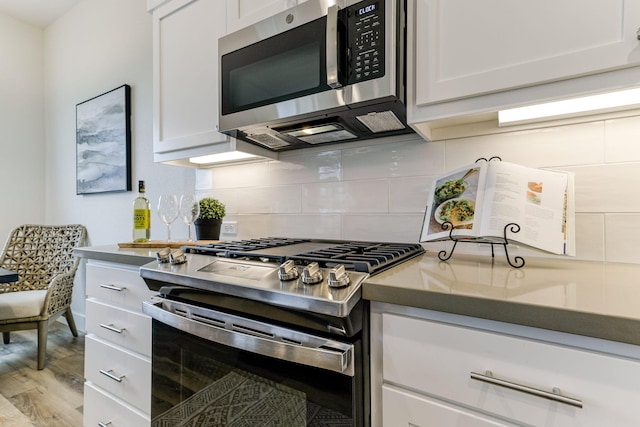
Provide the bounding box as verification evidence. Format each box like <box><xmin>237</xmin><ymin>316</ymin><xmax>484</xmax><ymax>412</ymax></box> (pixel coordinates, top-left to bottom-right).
<box><xmin>194</xmin><ymin>197</ymin><xmax>226</xmax><ymax>240</ymax></box>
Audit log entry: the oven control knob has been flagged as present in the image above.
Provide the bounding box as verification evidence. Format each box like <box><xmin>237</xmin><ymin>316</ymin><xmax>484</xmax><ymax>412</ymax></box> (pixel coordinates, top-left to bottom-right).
<box><xmin>327</xmin><ymin>264</ymin><xmax>350</xmax><ymax>288</ymax></box>
<box><xmin>278</xmin><ymin>260</ymin><xmax>299</xmax><ymax>281</ymax></box>
<box><xmin>301</xmin><ymin>262</ymin><xmax>323</xmax><ymax>285</ymax></box>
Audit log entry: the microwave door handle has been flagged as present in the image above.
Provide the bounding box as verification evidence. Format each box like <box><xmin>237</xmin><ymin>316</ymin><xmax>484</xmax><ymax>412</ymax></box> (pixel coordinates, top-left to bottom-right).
<box><xmin>326</xmin><ymin>4</ymin><xmax>341</xmax><ymax>89</ymax></box>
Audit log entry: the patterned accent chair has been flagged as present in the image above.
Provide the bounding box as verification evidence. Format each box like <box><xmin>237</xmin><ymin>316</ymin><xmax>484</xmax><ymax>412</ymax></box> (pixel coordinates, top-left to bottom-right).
<box><xmin>0</xmin><ymin>224</ymin><xmax>87</xmax><ymax>370</ymax></box>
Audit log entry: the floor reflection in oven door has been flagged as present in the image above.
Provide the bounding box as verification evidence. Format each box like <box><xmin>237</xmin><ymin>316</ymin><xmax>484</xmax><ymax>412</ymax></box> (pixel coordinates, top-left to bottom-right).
<box><xmin>150</xmin><ymin>316</ymin><xmax>360</xmax><ymax>426</ymax></box>
<box><xmin>153</xmin><ymin>368</ymin><xmax>308</xmax><ymax>426</ymax></box>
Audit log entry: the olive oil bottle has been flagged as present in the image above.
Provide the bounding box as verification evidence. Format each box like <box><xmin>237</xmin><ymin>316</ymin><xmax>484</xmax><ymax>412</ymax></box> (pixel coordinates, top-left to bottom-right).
<box><xmin>133</xmin><ymin>180</ymin><xmax>151</xmax><ymax>242</ymax></box>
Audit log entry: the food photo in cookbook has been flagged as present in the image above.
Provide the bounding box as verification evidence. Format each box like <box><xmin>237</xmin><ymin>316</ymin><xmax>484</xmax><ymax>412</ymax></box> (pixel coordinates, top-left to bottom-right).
<box><xmin>429</xmin><ymin>167</ymin><xmax>481</xmax><ymax>232</ymax></box>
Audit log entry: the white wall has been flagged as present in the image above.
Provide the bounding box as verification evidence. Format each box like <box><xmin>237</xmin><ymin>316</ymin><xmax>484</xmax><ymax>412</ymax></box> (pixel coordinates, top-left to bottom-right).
<box><xmin>44</xmin><ymin>0</ymin><xmax>195</xmax><ymax>247</ymax></box>
<box><xmin>197</xmin><ymin>114</ymin><xmax>640</xmax><ymax>265</ymax></box>
<box><xmin>42</xmin><ymin>0</ymin><xmax>196</xmax><ymax>329</ymax></box>
<box><xmin>0</xmin><ymin>14</ymin><xmax>46</xmax><ymax>240</ymax></box>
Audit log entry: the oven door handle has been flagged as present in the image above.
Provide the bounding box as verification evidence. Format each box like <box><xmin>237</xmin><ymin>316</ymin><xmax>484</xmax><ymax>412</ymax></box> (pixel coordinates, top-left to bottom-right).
<box><xmin>143</xmin><ymin>299</ymin><xmax>355</xmax><ymax>376</ymax></box>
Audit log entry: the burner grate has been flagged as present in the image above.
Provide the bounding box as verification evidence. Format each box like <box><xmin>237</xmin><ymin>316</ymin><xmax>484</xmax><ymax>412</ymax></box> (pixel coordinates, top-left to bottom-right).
<box><xmin>287</xmin><ymin>242</ymin><xmax>424</xmax><ymax>273</ymax></box>
<box><xmin>186</xmin><ymin>238</ymin><xmax>309</xmax><ymax>257</ymax></box>
<box><xmin>183</xmin><ymin>238</ymin><xmax>424</xmax><ymax>274</ymax></box>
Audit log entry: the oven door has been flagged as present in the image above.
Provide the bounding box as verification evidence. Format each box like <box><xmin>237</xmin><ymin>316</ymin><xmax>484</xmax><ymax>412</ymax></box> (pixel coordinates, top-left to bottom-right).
<box><xmin>143</xmin><ymin>298</ymin><xmax>364</xmax><ymax>426</ymax></box>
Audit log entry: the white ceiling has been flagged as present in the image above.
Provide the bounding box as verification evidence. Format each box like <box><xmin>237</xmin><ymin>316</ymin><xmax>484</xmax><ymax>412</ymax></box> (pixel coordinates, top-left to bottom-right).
<box><xmin>0</xmin><ymin>0</ymin><xmax>81</xmax><ymax>28</ymax></box>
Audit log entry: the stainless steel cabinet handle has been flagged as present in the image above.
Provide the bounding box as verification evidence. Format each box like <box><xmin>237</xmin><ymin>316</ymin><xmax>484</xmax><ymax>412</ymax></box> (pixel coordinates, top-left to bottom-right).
<box><xmin>100</xmin><ymin>284</ymin><xmax>125</xmax><ymax>291</ymax></box>
<box><xmin>98</xmin><ymin>422</ymin><xmax>112</xmax><ymax>427</ymax></box>
<box><xmin>326</xmin><ymin>4</ymin><xmax>341</xmax><ymax>88</ymax></box>
<box><xmin>99</xmin><ymin>323</ymin><xmax>125</xmax><ymax>334</ymax></box>
<box><xmin>99</xmin><ymin>369</ymin><xmax>125</xmax><ymax>383</ymax></box>
<box><xmin>470</xmin><ymin>370</ymin><xmax>583</xmax><ymax>408</ymax></box>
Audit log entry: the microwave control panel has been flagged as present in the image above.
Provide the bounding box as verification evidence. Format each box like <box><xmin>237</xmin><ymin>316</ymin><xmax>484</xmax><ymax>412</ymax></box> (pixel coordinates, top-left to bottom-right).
<box><xmin>345</xmin><ymin>0</ymin><xmax>385</xmax><ymax>85</ymax></box>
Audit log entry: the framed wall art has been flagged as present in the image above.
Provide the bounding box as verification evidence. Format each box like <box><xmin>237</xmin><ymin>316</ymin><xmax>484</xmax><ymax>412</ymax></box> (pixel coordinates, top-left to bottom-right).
<box><xmin>76</xmin><ymin>84</ymin><xmax>132</xmax><ymax>195</ymax></box>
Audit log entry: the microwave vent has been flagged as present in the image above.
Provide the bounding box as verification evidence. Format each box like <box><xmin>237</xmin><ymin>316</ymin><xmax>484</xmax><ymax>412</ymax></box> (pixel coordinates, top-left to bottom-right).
<box><xmin>247</xmin><ymin>132</ymin><xmax>290</xmax><ymax>149</ymax></box>
<box><xmin>356</xmin><ymin>111</ymin><xmax>406</xmax><ymax>133</ymax></box>
<box><xmin>299</xmin><ymin>129</ymin><xmax>357</xmax><ymax>144</ymax></box>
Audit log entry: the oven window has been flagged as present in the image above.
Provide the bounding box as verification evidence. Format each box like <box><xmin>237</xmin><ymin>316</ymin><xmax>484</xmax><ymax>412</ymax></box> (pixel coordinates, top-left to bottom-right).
<box><xmin>151</xmin><ymin>319</ymin><xmax>361</xmax><ymax>426</ymax></box>
<box><xmin>221</xmin><ymin>17</ymin><xmax>328</xmax><ymax>115</ymax></box>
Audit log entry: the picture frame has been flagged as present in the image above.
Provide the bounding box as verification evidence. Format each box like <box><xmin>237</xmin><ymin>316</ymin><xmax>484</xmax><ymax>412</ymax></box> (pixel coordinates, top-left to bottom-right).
<box><xmin>76</xmin><ymin>84</ymin><xmax>132</xmax><ymax>195</ymax></box>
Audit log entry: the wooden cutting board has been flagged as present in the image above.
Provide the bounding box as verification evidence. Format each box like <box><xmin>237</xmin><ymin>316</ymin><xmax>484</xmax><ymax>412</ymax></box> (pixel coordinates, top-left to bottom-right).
<box><xmin>118</xmin><ymin>240</ymin><xmax>221</xmax><ymax>248</ymax></box>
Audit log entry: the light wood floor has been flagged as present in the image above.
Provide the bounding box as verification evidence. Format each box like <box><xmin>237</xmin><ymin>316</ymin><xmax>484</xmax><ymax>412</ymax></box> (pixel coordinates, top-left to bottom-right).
<box><xmin>0</xmin><ymin>322</ymin><xmax>84</xmax><ymax>426</ymax></box>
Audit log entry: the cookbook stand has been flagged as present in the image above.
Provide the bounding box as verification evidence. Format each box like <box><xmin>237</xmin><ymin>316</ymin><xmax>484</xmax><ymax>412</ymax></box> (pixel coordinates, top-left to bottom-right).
<box><xmin>437</xmin><ymin>222</ymin><xmax>526</xmax><ymax>268</ymax></box>
<box><xmin>436</xmin><ymin>156</ymin><xmax>525</xmax><ymax>269</ymax></box>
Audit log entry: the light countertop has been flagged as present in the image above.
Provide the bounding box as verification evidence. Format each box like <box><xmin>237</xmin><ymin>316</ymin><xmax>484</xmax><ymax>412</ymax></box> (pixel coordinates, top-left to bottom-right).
<box><xmin>364</xmin><ymin>252</ymin><xmax>640</xmax><ymax>346</ymax></box>
<box><xmin>74</xmin><ymin>245</ymin><xmax>157</xmax><ymax>266</ymax></box>
<box><xmin>75</xmin><ymin>245</ymin><xmax>640</xmax><ymax>346</ymax></box>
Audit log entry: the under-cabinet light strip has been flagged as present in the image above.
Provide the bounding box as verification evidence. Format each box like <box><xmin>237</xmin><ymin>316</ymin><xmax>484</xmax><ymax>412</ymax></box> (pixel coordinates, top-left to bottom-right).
<box><xmin>499</xmin><ymin>87</ymin><xmax>640</xmax><ymax>126</ymax></box>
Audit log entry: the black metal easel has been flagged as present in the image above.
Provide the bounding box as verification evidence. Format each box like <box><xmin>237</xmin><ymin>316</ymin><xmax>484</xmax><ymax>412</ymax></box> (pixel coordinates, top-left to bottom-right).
<box><xmin>435</xmin><ymin>156</ymin><xmax>526</xmax><ymax>269</ymax></box>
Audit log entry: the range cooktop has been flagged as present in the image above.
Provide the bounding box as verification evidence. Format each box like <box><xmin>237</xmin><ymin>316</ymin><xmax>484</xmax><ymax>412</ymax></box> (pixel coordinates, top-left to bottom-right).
<box><xmin>140</xmin><ymin>238</ymin><xmax>425</xmax><ymax>318</ymax></box>
<box><xmin>184</xmin><ymin>238</ymin><xmax>424</xmax><ymax>274</ymax></box>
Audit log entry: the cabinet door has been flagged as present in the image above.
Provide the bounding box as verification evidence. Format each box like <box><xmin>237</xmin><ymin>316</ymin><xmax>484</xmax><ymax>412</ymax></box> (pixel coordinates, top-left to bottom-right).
<box><xmin>84</xmin><ymin>382</ymin><xmax>150</xmax><ymax>427</ymax></box>
<box><xmin>86</xmin><ymin>262</ymin><xmax>155</xmax><ymax>312</ymax></box>
<box><xmin>86</xmin><ymin>298</ymin><xmax>152</xmax><ymax>357</ymax></box>
<box><xmin>382</xmin><ymin>313</ymin><xmax>640</xmax><ymax>427</ymax></box>
<box><xmin>152</xmin><ymin>0</ymin><xmax>227</xmax><ymax>156</ymax></box>
<box><xmin>414</xmin><ymin>0</ymin><xmax>640</xmax><ymax>107</ymax></box>
<box><xmin>85</xmin><ymin>335</ymin><xmax>151</xmax><ymax>414</ymax></box>
<box><xmin>226</xmin><ymin>0</ymin><xmax>297</xmax><ymax>34</ymax></box>
<box><xmin>383</xmin><ymin>385</ymin><xmax>516</xmax><ymax>427</ymax></box>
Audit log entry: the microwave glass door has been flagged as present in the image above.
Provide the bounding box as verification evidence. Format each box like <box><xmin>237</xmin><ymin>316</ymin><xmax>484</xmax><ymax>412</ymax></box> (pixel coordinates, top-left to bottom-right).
<box><xmin>221</xmin><ymin>17</ymin><xmax>330</xmax><ymax>116</ymax></box>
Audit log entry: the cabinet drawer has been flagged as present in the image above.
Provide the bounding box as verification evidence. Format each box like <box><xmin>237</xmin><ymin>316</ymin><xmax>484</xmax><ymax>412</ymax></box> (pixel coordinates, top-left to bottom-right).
<box><xmin>84</xmin><ymin>381</ymin><xmax>149</xmax><ymax>427</ymax></box>
<box><xmin>86</xmin><ymin>298</ymin><xmax>152</xmax><ymax>357</ymax></box>
<box><xmin>86</xmin><ymin>262</ymin><xmax>156</xmax><ymax>311</ymax></box>
<box><xmin>383</xmin><ymin>384</ymin><xmax>516</xmax><ymax>427</ymax></box>
<box><xmin>382</xmin><ymin>313</ymin><xmax>640</xmax><ymax>426</ymax></box>
<box><xmin>85</xmin><ymin>335</ymin><xmax>151</xmax><ymax>414</ymax></box>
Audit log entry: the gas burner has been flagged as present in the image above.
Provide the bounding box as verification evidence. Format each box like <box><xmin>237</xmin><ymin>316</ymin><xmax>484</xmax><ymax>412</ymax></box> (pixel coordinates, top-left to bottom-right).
<box><xmin>184</xmin><ymin>238</ymin><xmax>424</xmax><ymax>275</ymax></box>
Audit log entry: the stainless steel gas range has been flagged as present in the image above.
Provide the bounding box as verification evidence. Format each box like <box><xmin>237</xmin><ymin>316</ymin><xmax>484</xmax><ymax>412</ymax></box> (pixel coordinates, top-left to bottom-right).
<box><xmin>140</xmin><ymin>238</ymin><xmax>424</xmax><ymax>427</ymax></box>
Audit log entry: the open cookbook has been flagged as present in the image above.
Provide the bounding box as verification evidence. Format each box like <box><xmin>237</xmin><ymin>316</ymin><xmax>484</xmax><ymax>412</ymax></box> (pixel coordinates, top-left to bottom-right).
<box><xmin>420</xmin><ymin>160</ymin><xmax>575</xmax><ymax>256</ymax></box>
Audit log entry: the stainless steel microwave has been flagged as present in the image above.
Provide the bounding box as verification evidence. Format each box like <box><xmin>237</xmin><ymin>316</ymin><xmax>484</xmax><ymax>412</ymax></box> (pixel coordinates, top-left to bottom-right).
<box><xmin>218</xmin><ymin>0</ymin><xmax>412</xmax><ymax>152</ymax></box>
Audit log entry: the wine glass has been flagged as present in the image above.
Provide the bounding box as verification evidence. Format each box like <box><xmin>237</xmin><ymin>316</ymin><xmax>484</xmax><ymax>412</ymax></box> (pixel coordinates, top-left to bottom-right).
<box><xmin>157</xmin><ymin>195</ymin><xmax>179</xmax><ymax>241</ymax></box>
<box><xmin>179</xmin><ymin>194</ymin><xmax>200</xmax><ymax>242</ymax></box>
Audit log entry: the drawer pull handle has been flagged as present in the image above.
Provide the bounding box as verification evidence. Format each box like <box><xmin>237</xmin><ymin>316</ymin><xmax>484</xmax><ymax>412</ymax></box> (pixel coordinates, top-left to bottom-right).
<box><xmin>98</xmin><ymin>422</ymin><xmax>112</xmax><ymax>427</ymax></box>
<box><xmin>100</xmin><ymin>369</ymin><xmax>125</xmax><ymax>383</ymax></box>
<box><xmin>470</xmin><ymin>370</ymin><xmax>583</xmax><ymax>408</ymax></box>
<box><xmin>99</xmin><ymin>323</ymin><xmax>125</xmax><ymax>334</ymax></box>
<box><xmin>100</xmin><ymin>284</ymin><xmax>126</xmax><ymax>291</ymax></box>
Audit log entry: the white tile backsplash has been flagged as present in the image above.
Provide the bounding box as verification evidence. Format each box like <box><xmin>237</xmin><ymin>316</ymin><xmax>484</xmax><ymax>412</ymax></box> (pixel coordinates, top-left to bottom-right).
<box><xmin>270</xmin><ymin>149</ymin><xmax>342</xmax><ymax>184</ymax></box>
<box><xmin>605</xmin><ymin>214</ymin><xmax>640</xmax><ymax>264</ymax></box>
<box><xmin>302</xmin><ymin>179</ymin><xmax>389</xmax><ymax>213</ymax></box>
<box><xmin>342</xmin><ymin>137</ymin><xmax>444</xmax><ymax>180</ymax></box>
<box><xmin>571</xmin><ymin>163</ymin><xmax>640</xmax><ymax>212</ymax></box>
<box><xmin>196</xmin><ymin>114</ymin><xmax>640</xmax><ymax>264</ymax></box>
<box><xmin>605</xmin><ymin>115</ymin><xmax>640</xmax><ymax>163</ymax></box>
<box><xmin>342</xmin><ymin>214</ymin><xmax>424</xmax><ymax>242</ymax></box>
<box><xmin>574</xmin><ymin>214</ymin><xmax>605</xmax><ymax>261</ymax></box>
<box><xmin>445</xmin><ymin>121</ymin><xmax>605</xmax><ymax>170</ymax></box>
<box><xmin>270</xmin><ymin>214</ymin><xmax>342</xmax><ymax>239</ymax></box>
<box><xmin>236</xmin><ymin>185</ymin><xmax>302</xmax><ymax>214</ymax></box>
<box><xmin>389</xmin><ymin>176</ymin><xmax>433</xmax><ymax>213</ymax></box>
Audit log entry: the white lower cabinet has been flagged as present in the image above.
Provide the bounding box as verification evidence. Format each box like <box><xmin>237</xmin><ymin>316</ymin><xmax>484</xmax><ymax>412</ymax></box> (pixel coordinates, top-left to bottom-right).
<box><xmin>83</xmin><ymin>260</ymin><xmax>156</xmax><ymax>427</ymax></box>
<box><xmin>374</xmin><ymin>306</ymin><xmax>640</xmax><ymax>427</ymax></box>
<box><xmin>84</xmin><ymin>382</ymin><xmax>149</xmax><ymax>427</ymax></box>
<box><xmin>383</xmin><ymin>384</ymin><xmax>516</xmax><ymax>427</ymax></box>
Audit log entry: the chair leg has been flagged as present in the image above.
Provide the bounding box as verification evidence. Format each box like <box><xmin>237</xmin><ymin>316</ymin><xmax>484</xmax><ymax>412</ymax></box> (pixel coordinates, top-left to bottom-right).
<box><xmin>2</xmin><ymin>331</ymin><xmax>9</xmax><ymax>344</ymax></box>
<box><xmin>37</xmin><ymin>321</ymin><xmax>48</xmax><ymax>370</ymax></box>
<box><xmin>64</xmin><ymin>308</ymin><xmax>78</xmax><ymax>337</ymax></box>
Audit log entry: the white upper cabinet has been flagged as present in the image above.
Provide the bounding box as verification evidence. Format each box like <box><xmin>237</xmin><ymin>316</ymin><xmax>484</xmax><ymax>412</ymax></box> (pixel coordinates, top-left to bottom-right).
<box><xmin>408</xmin><ymin>0</ymin><xmax>640</xmax><ymax>139</ymax></box>
<box><xmin>226</xmin><ymin>0</ymin><xmax>305</xmax><ymax>34</ymax></box>
<box><xmin>150</xmin><ymin>0</ymin><xmax>228</xmax><ymax>163</ymax></box>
